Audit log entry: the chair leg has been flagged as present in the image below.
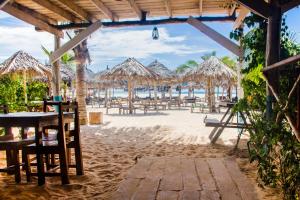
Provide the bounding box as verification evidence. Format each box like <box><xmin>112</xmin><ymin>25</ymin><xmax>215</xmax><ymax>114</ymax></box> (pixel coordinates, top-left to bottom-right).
<box><xmin>58</xmin><ymin>151</ymin><xmax>70</xmax><ymax>184</ymax></box>
<box><xmin>24</xmin><ymin>152</ymin><xmax>31</xmax><ymax>182</ymax></box>
<box><xmin>12</xmin><ymin>146</ymin><xmax>21</xmax><ymax>183</ymax></box>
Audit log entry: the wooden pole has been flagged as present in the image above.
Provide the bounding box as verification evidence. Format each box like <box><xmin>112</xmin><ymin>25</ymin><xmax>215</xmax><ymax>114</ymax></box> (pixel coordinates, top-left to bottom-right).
<box><xmin>207</xmin><ymin>78</ymin><xmax>212</xmax><ymax>112</ymax></box>
<box><xmin>128</xmin><ymin>78</ymin><xmax>132</xmax><ymax>114</ymax></box>
<box><xmin>265</xmin><ymin>0</ymin><xmax>282</xmax><ymax>119</ymax></box>
<box><xmin>23</xmin><ymin>71</ymin><xmax>27</xmax><ymax>104</ymax></box>
<box><xmin>154</xmin><ymin>82</ymin><xmax>158</xmax><ymax>105</ymax></box>
<box><xmin>169</xmin><ymin>85</ymin><xmax>172</xmax><ymax>100</ymax></box>
<box><xmin>52</xmin><ymin>36</ymin><xmax>61</xmax><ymax>98</ymax></box>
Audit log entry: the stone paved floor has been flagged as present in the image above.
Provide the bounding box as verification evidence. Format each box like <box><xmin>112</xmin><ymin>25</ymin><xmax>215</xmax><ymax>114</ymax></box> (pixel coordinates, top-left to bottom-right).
<box><xmin>112</xmin><ymin>156</ymin><xmax>258</xmax><ymax>200</ymax></box>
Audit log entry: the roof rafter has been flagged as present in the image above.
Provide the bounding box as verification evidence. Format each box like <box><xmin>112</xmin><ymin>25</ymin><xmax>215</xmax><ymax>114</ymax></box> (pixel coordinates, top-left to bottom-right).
<box><xmin>234</xmin><ymin>0</ymin><xmax>270</xmax><ymax>18</ymax></box>
<box><xmin>199</xmin><ymin>0</ymin><xmax>203</xmax><ymax>15</ymax></box>
<box><xmin>164</xmin><ymin>0</ymin><xmax>172</xmax><ymax>17</ymax></box>
<box><xmin>2</xmin><ymin>3</ymin><xmax>63</xmax><ymax>37</ymax></box>
<box><xmin>0</xmin><ymin>0</ymin><xmax>10</xmax><ymax>9</ymax></box>
<box><xmin>229</xmin><ymin>4</ymin><xmax>236</xmax><ymax>15</ymax></box>
<box><xmin>31</xmin><ymin>0</ymin><xmax>80</xmax><ymax>22</ymax></box>
<box><xmin>233</xmin><ymin>7</ymin><xmax>249</xmax><ymax>29</ymax></box>
<box><xmin>90</xmin><ymin>0</ymin><xmax>117</xmax><ymax>21</ymax></box>
<box><xmin>281</xmin><ymin>0</ymin><xmax>300</xmax><ymax>12</ymax></box>
<box><xmin>56</xmin><ymin>0</ymin><xmax>94</xmax><ymax>22</ymax></box>
<box><xmin>126</xmin><ymin>0</ymin><xmax>142</xmax><ymax>20</ymax></box>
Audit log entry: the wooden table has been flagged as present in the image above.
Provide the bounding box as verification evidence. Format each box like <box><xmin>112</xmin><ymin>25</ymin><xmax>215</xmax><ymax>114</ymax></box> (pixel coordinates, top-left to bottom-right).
<box><xmin>0</xmin><ymin>112</ymin><xmax>73</xmax><ymax>185</ymax></box>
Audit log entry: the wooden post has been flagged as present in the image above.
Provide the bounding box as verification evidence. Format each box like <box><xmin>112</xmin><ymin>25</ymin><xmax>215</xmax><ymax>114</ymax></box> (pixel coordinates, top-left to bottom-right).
<box><xmin>154</xmin><ymin>82</ymin><xmax>158</xmax><ymax>105</ymax></box>
<box><xmin>23</xmin><ymin>71</ymin><xmax>27</xmax><ymax>103</ymax></box>
<box><xmin>265</xmin><ymin>0</ymin><xmax>282</xmax><ymax>119</ymax></box>
<box><xmin>207</xmin><ymin>78</ymin><xmax>212</xmax><ymax>112</ymax></box>
<box><xmin>169</xmin><ymin>85</ymin><xmax>172</xmax><ymax>100</ymax></box>
<box><xmin>128</xmin><ymin>78</ymin><xmax>132</xmax><ymax>114</ymax></box>
<box><xmin>52</xmin><ymin>36</ymin><xmax>61</xmax><ymax>97</ymax></box>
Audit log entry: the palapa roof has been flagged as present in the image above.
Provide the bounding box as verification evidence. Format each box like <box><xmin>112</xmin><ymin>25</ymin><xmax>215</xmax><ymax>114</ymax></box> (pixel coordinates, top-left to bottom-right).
<box><xmin>184</xmin><ymin>56</ymin><xmax>236</xmax><ymax>86</ymax></box>
<box><xmin>104</xmin><ymin>57</ymin><xmax>158</xmax><ymax>82</ymax></box>
<box><xmin>0</xmin><ymin>50</ymin><xmax>52</xmax><ymax>77</ymax></box>
<box><xmin>60</xmin><ymin>65</ymin><xmax>75</xmax><ymax>81</ymax></box>
<box><xmin>147</xmin><ymin>60</ymin><xmax>177</xmax><ymax>83</ymax></box>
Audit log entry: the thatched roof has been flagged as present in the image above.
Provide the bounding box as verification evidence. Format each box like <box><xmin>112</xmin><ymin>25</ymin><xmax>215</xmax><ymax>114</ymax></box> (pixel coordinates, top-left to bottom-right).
<box><xmin>184</xmin><ymin>56</ymin><xmax>236</xmax><ymax>86</ymax></box>
<box><xmin>104</xmin><ymin>58</ymin><xmax>158</xmax><ymax>82</ymax></box>
<box><xmin>0</xmin><ymin>51</ymin><xmax>51</xmax><ymax>77</ymax></box>
<box><xmin>147</xmin><ymin>60</ymin><xmax>177</xmax><ymax>83</ymax></box>
<box><xmin>60</xmin><ymin>65</ymin><xmax>75</xmax><ymax>81</ymax></box>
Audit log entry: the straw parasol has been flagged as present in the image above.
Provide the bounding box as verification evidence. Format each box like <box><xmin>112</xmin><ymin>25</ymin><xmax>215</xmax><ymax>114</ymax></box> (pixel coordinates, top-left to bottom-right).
<box><xmin>0</xmin><ymin>50</ymin><xmax>52</xmax><ymax>103</ymax></box>
<box><xmin>185</xmin><ymin>56</ymin><xmax>236</xmax><ymax>112</ymax></box>
<box><xmin>147</xmin><ymin>60</ymin><xmax>177</xmax><ymax>102</ymax></box>
<box><xmin>103</xmin><ymin>57</ymin><xmax>158</xmax><ymax>113</ymax></box>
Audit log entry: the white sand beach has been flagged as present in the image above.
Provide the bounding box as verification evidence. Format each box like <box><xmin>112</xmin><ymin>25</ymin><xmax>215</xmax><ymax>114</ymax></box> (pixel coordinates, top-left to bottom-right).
<box><xmin>0</xmin><ymin>107</ymin><xmax>280</xmax><ymax>199</ymax></box>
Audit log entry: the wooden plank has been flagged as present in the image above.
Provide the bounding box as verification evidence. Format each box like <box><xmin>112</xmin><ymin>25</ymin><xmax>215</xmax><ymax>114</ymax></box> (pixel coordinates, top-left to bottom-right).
<box><xmin>111</xmin><ymin>178</ymin><xmax>141</xmax><ymax>200</ymax></box>
<box><xmin>263</xmin><ymin>53</ymin><xmax>300</xmax><ymax>73</ymax></box>
<box><xmin>50</xmin><ymin>21</ymin><xmax>102</xmax><ymax>63</ymax></box>
<box><xmin>179</xmin><ymin>190</ymin><xmax>200</xmax><ymax>200</ymax></box>
<box><xmin>57</xmin><ymin>0</ymin><xmax>94</xmax><ymax>21</ymax></box>
<box><xmin>90</xmin><ymin>0</ymin><xmax>117</xmax><ymax>21</ymax></box>
<box><xmin>200</xmin><ymin>190</ymin><xmax>220</xmax><ymax>200</ymax></box>
<box><xmin>199</xmin><ymin>0</ymin><xmax>203</xmax><ymax>15</ymax></box>
<box><xmin>282</xmin><ymin>0</ymin><xmax>300</xmax><ymax>12</ymax></box>
<box><xmin>31</xmin><ymin>0</ymin><xmax>79</xmax><ymax>22</ymax></box>
<box><xmin>132</xmin><ymin>177</ymin><xmax>160</xmax><ymax>200</ymax></box>
<box><xmin>195</xmin><ymin>158</ymin><xmax>216</xmax><ymax>191</ymax></box>
<box><xmin>229</xmin><ymin>4</ymin><xmax>236</xmax><ymax>16</ymax></box>
<box><xmin>224</xmin><ymin>158</ymin><xmax>258</xmax><ymax>200</ymax></box>
<box><xmin>233</xmin><ymin>7</ymin><xmax>249</xmax><ymax>29</ymax></box>
<box><xmin>126</xmin><ymin>157</ymin><xmax>153</xmax><ymax>179</ymax></box>
<box><xmin>146</xmin><ymin>157</ymin><xmax>165</xmax><ymax>179</ymax></box>
<box><xmin>157</xmin><ymin>191</ymin><xmax>179</xmax><ymax>200</ymax></box>
<box><xmin>234</xmin><ymin>0</ymin><xmax>270</xmax><ymax>18</ymax></box>
<box><xmin>207</xmin><ymin>158</ymin><xmax>242</xmax><ymax>200</ymax></box>
<box><xmin>0</xmin><ymin>0</ymin><xmax>10</xmax><ymax>9</ymax></box>
<box><xmin>164</xmin><ymin>0</ymin><xmax>172</xmax><ymax>17</ymax></box>
<box><xmin>160</xmin><ymin>157</ymin><xmax>182</xmax><ymax>191</ymax></box>
<box><xmin>2</xmin><ymin>3</ymin><xmax>63</xmax><ymax>38</ymax></box>
<box><xmin>126</xmin><ymin>0</ymin><xmax>142</xmax><ymax>20</ymax></box>
<box><xmin>181</xmin><ymin>158</ymin><xmax>201</xmax><ymax>191</ymax></box>
<box><xmin>187</xmin><ymin>17</ymin><xmax>242</xmax><ymax>57</ymax></box>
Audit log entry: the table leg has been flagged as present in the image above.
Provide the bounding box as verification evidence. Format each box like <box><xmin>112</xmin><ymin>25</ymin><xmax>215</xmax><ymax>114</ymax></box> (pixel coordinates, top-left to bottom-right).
<box><xmin>35</xmin><ymin>126</ymin><xmax>45</xmax><ymax>186</ymax></box>
<box><xmin>12</xmin><ymin>146</ymin><xmax>21</xmax><ymax>183</ymax></box>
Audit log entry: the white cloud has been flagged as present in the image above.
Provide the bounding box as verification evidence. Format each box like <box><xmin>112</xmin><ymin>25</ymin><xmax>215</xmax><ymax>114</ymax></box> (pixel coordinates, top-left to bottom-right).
<box><xmin>88</xmin><ymin>28</ymin><xmax>207</xmax><ymax>66</ymax></box>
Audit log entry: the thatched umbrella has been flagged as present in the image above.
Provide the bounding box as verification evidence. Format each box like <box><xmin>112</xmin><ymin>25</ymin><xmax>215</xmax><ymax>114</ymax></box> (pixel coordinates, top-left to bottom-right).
<box><xmin>185</xmin><ymin>56</ymin><xmax>236</xmax><ymax>112</ymax></box>
<box><xmin>103</xmin><ymin>57</ymin><xmax>158</xmax><ymax>113</ymax></box>
<box><xmin>147</xmin><ymin>60</ymin><xmax>177</xmax><ymax>101</ymax></box>
<box><xmin>0</xmin><ymin>51</ymin><xmax>52</xmax><ymax>103</ymax></box>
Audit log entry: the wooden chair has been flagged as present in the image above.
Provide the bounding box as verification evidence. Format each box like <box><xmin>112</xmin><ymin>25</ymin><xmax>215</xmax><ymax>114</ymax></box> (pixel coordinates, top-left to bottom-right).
<box><xmin>23</xmin><ymin>101</ymin><xmax>83</xmax><ymax>184</ymax></box>
<box><xmin>0</xmin><ymin>105</ymin><xmax>34</xmax><ymax>183</ymax></box>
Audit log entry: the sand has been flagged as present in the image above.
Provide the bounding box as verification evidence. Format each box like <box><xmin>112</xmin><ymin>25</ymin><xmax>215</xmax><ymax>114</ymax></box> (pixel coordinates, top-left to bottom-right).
<box><xmin>0</xmin><ymin>106</ymin><xmax>280</xmax><ymax>199</ymax></box>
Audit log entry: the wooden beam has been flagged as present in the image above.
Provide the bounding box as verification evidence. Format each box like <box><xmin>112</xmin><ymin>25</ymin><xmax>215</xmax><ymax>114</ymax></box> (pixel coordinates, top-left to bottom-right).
<box><xmin>199</xmin><ymin>0</ymin><xmax>203</xmax><ymax>15</ymax></box>
<box><xmin>233</xmin><ymin>7</ymin><xmax>249</xmax><ymax>29</ymax></box>
<box><xmin>90</xmin><ymin>0</ymin><xmax>116</xmax><ymax>21</ymax></box>
<box><xmin>0</xmin><ymin>0</ymin><xmax>10</xmax><ymax>9</ymax></box>
<box><xmin>2</xmin><ymin>3</ymin><xmax>63</xmax><ymax>37</ymax></box>
<box><xmin>164</xmin><ymin>0</ymin><xmax>172</xmax><ymax>17</ymax></box>
<box><xmin>263</xmin><ymin>54</ymin><xmax>300</xmax><ymax>73</ymax></box>
<box><xmin>281</xmin><ymin>0</ymin><xmax>300</xmax><ymax>12</ymax></box>
<box><xmin>229</xmin><ymin>4</ymin><xmax>236</xmax><ymax>16</ymax></box>
<box><xmin>187</xmin><ymin>17</ymin><xmax>242</xmax><ymax>57</ymax></box>
<box><xmin>54</xmin><ymin>15</ymin><xmax>236</xmax><ymax>30</ymax></box>
<box><xmin>56</xmin><ymin>0</ymin><xmax>94</xmax><ymax>22</ymax></box>
<box><xmin>126</xmin><ymin>0</ymin><xmax>142</xmax><ymax>20</ymax></box>
<box><xmin>31</xmin><ymin>0</ymin><xmax>79</xmax><ymax>22</ymax></box>
<box><xmin>9</xmin><ymin>3</ymin><xmax>57</xmax><ymax>25</ymax></box>
<box><xmin>234</xmin><ymin>0</ymin><xmax>270</xmax><ymax>18</ymax></box>
<box><xmin>50</xmin><ymin>21</ymin><xmax>102</xmax><ymax>63</ymax></box>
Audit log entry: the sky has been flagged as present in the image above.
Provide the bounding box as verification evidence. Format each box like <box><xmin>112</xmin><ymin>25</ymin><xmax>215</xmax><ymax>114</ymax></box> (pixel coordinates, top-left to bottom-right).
<box><xmin>0</xmin><ymin>7</ymin><xmax>299</xmax><ymax>73</ymax></box>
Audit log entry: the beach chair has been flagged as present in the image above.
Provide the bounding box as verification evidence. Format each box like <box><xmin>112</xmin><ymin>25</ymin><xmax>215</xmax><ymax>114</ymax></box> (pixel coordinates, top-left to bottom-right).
<box><xmin>204</xmin><ymin>102</ymin><xmax>249</xmax><ymax>149</ymax></box>
<box><xmin>0</xmin><ymin>105</ymin><xmax>34</xmax><ymax>183</ymax></box>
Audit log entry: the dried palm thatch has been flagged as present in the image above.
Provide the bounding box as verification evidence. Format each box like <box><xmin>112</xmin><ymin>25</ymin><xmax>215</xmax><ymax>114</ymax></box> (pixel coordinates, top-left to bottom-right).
<box><xmin>93</xmin><ymin>70</ymin><xmax>126</xmax><ymax>89</ymax></box>
<box><xmin>185</xmin><ymin>56</ymin><xmax>237</xmax><ymax>112</ymax></box>
<box><xmin>0</xmin><ymin>51</ymin><xmax>51</xmax><ymax>77</ymax></box>
<box><xmin>104</xmin><ymin>57</ymin><xmax>158</xmax><ymax>114</ymax></box>
<box><xmin>147</xmin><ymin>60</ymin><xmax>177</xmax><ymax>83</ymax></box>
<box><xmin>36</xmin><ymin>64</ymin><xmax>75</xmax><ymax>83</ymax></box>
<box><xmin>0</xmin><ymin>50</ymin><xmax>52</xmax><ymax>103</ymax></box>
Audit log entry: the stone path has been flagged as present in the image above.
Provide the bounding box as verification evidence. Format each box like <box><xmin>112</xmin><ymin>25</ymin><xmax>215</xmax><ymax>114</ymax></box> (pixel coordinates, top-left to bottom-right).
<box><xmin>111</xmin><ymin>157</ymin><xmax>258</xmax><ymax>200</ymax></box>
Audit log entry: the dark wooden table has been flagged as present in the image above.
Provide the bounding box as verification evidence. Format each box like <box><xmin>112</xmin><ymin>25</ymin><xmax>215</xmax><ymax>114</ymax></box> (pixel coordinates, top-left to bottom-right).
<box><xmin>0</xmin><ymin>112</ymin><xmax>73</xmax><ymax>185</ymax></box>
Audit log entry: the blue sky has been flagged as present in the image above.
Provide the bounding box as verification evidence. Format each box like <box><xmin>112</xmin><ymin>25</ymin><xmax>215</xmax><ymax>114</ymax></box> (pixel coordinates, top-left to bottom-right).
<box><xmin>0</xmin><ymin>7</ymin><xmax>299</xmax><ymax>73</ymax></box>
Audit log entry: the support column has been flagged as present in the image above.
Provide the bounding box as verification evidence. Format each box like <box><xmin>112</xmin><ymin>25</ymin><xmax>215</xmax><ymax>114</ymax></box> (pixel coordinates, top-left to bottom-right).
<box><xmin>265</xmin><ymin>0</ymin><xmax>281</xmax><ymax>119</ymax></box>
<box><xmin>52</xmin><ymin>36</ymin><xmax>61</xmax><ymax>99</ymax></box>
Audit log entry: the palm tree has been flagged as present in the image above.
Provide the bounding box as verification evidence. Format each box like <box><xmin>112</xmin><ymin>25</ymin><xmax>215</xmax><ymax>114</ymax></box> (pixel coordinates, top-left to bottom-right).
<box><xmin>70</xmin><ymin>31</ymin><xmax>91</xmax><ymax>125</ymax></box>
<box><xmin>176</xmin><ymin>60</ymin><xmax>198</xmax><ymax>97</ymax></box>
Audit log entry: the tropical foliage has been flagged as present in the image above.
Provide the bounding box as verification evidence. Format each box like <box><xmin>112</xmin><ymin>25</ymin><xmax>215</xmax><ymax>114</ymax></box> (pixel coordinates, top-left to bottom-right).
<box><xmin>231</xmin><ymin>14</ymin><xmax>300</xmax><ymax>199</ymax></box>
